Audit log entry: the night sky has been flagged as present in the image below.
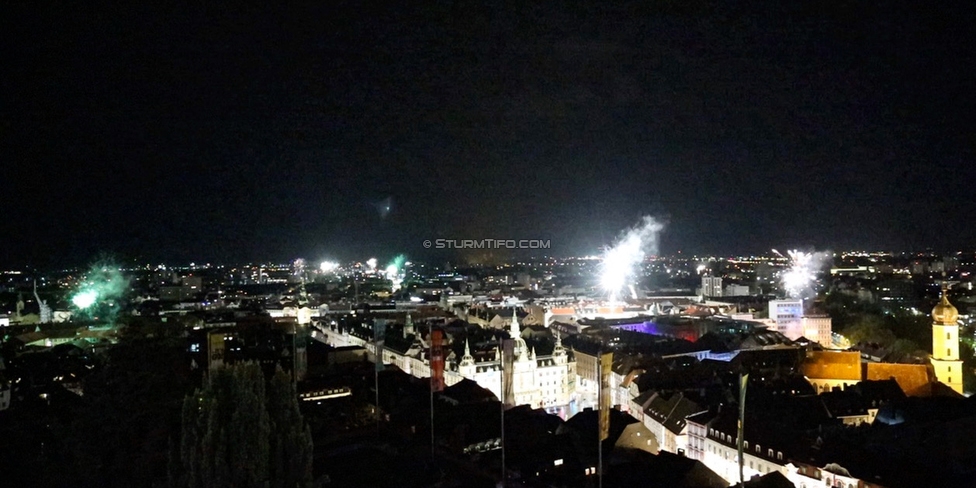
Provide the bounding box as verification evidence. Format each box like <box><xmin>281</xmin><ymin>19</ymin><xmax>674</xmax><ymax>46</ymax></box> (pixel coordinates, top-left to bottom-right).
<box><xmin>5</xmin><ymin>1</ymin><xmax>976</xmax><ymax>268</ymax></box>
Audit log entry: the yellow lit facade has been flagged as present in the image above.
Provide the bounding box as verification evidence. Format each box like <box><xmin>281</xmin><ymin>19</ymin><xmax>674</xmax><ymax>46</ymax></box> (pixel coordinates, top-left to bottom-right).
<box><xmin>931</xmin><ymin>285</ymin><xmax>963</xmax><ymax>395</ymax></box>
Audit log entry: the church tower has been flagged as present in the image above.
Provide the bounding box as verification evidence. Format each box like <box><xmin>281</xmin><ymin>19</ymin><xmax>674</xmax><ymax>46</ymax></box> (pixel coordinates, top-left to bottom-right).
<box><xmin>931</xmin><ymin>283</ymin><xmax>964</xmax><ymax>395</ymax></box>
<box><xmin>403</xmin><ymin>312</ymin><xmax>414</xmax><ymax>338</ymax></box>
<box><xmin>510</xmin><ymin>309</ymin><xmax>539</xmax><ymax>406</ymax></box>
<box><xmin>509</xmin><ymin>309</ymin><xmax>528</xmax><ymax>361</ymax></box>
<box><xmin>459</xmin><ymin>338</ymin><xmax>476</xmax><ymax>378</ymax></box>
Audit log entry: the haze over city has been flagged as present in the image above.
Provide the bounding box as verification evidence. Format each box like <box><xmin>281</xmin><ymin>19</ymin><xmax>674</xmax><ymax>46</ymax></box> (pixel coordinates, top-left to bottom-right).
<box><xmin>6</xmin><ymin>2</ymin><xmax>976</xmax><ymax>268</ymax></box>
<box><xmin>4</xmin><ymin>2</ymin><xmax>976</xmax><ymax>488</ymax></box>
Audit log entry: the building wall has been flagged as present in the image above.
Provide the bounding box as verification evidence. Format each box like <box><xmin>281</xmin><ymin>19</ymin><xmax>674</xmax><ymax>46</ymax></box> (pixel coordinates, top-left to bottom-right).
<box><xmin>314</xmin><ymin>322</ymin><xmax>576</xmax><ymax>409</ymax></box>
<box><xmin>931</xmin><ymin>358</ymin><xmax>964</xmax><ymax>394</ymax></box>
<box><xmin>616</xmin><ymin>422</ymin><xmax>659</xmax><ymax>454</ymax></box>
<box><xmin>724</xmin><ymin>284</ymin><xmax>751</xmax><ymax>297</ymax></box>
<box><xmin>769</xmin><ymin>299</ymin><xmax>804</xmax><ymax>340</ymax></box>
<box><xmin>574</xmin><ymin>349</ymin><xmax>599</xmax><ymax>408</ymax></box>
<box><xmin>802</xmin><ymin>316</ymin><xmax>833</xmax><ymax>348</ymax></box>
<box><xmin>643</xmin><ymin>415</ymin><xmax>683</xmax><ymax>454</ymax></box>
<box><xmin>686</xmin><ymin>419</ymin><xmax>708</xmax><ymax>461</ymax></box>
<box><xmin>932</xmin><ymin>321</ymin><xmax>964</xmax><ymax>394</ymax></box>
<box><xmin>701</xmin><ymin>434</ymin><xmax>786</xmax><ymax>484</ymax></box>
<box><xmin>807</xmin><ymin>378</ymin><xmax>859</xmax><ymax>394</ymax></box>
<box><xmin>838</xmin><ymin>409</ymin><xmax>877</xmax><ymax>426</ymax></box>
<box><xmin>643</xmin><ymin>413</ymin><xmax>668</xmax><ymax>453</ymax></box>
<box><xmin>785</xmin><ymin>465</ymin><xmax>869</xmax><ymax>488</ymax></box>
<box><xmin>0</xmin><ymin>386</ymin><xmax>10</xmax><ymax>411</ymax></box>
<box><xmin>702</xmin><ymin>277</ymin><xmax>723</xmax><ymax>297</ymax></box>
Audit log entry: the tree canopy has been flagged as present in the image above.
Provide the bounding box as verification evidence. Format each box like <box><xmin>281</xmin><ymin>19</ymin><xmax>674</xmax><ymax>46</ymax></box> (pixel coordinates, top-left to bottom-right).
<box><xmin>174</xmin><ymin>363</ymin><xmax>312</xmax><ymax>488</ymax></box>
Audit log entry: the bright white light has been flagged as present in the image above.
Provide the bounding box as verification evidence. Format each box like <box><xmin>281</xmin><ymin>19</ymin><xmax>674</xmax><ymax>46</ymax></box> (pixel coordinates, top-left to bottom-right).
<box><xmin>384</xmin><ymin>264</ymin><xmax>403</xmax><ymax>291</ymax></box>
<box><xmin>600</xmin><ymin>241</ymin><xmax>635</xmax><ymax>294</ymax></box>
<box><xmin>367</xmin><ymin>258</ymin><xmax>377</xmax><ymax>270</ymax></box>
<box><xmin>599</xmin><ymin>216</ymin><xmax>664</xmax><ymax>302</ymax></box>
<box><xmin>696</xmin><ymin>264</ymin><xmax>707</xmax><ymax>274</ymax></box>
<box><xmin>293</xmin><ymin>258</ymin><xmax>307</xmax><ymax>276</ymax></box>
<box><xmin>72</xmin><ymin>290</ymin><xmax>98</xmax><ymax>309</ymax></box>
<box><xmin>319</xmin><ymin>261</ymin><xmax>339</xmax><ymax>273</ymax></box>
<box><xmin>777</xmin><ymin>249</ymin><xmax>828</xmax><ymax>299</ymax></box>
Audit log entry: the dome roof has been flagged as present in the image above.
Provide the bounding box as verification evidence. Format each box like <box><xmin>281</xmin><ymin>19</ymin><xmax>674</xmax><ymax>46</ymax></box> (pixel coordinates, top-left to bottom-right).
<box><xmin>932</xmin><ymin>288</ymin><xmax>959</xmax><ymax>325</ymax></box>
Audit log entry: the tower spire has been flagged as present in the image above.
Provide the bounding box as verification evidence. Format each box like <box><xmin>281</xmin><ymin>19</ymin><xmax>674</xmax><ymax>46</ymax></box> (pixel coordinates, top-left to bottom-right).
<box><xmin>553</xmin><ymin>330</ymin><xmax>566</xmax><ymax>357</ymax></box>
<box><xmin>509</xmin><ymin>308</ymin><xmax>520</xmax><ymax>338</ymax></box>
<box><xmin>460</xmin><ymin>338</ymin><xmax>475</xmax><ymax>367</ymax></box>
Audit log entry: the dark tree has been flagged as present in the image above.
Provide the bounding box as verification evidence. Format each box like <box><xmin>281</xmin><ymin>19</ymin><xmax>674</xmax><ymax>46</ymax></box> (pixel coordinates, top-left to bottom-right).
<box><xmin>71</xmin><ymin>336</ymin><xmax>192</xmax><ymax>488</ymax></box>
<box><xmin>175</xmin><ymin>363</ymin><xmax>312</xmax><ymax>488</ymax></box>
<box><xmin>267</xmin><ymin>367</ymin><xmax>314</xmax><ymax>488</ymax></box>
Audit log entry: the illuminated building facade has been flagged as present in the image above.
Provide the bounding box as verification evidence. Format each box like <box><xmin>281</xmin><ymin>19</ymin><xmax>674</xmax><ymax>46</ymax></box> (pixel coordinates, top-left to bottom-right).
<box><xmin>768</xmin><ymin>299</ymin><xmax>803</xmax><ymax>340</ymax></box>
<box><xmin>314</xmin><ymin>311</ymin><xmax>577</xmax><ymax>412</ymax></box>
<box><xmin>701</xmin><ymin>276</ymin><xmax>723</xmax><ymax>297</ymax></box>
<box><xmin>931</xmin><ymin>285</ymin><xmax>964</xmax><ymax>395</ymax></box>
<box><xmin>800</xmin><ymin>314</ymin><xmax>833</xmax><ymax>348</ymax></box>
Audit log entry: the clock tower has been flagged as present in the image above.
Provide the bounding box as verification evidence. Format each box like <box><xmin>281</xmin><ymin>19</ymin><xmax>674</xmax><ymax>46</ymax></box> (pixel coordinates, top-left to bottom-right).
<box><xmin>931</xmin><ymin>283</ymin><xmax>964</xmax><ymax>395</ymax></box>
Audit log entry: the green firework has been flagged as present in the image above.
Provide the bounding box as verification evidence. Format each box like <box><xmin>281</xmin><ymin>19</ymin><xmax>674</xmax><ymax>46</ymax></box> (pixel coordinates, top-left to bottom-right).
<box><xmin>70</xmin><ymin>260</ymin><xmax>131</xmax><ymax>321</ymax></box>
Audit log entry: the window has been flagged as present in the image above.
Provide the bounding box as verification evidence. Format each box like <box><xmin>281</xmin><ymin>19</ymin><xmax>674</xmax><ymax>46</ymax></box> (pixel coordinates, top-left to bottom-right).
<box><xmin>756</xmin><ymin>445</ymin><xmax>761</xmax><ymax>453</ymax></box>
<box><xmin>744</xmin><ymin>441</ymin><xmax>749</xmax><ymax>449</ymax></box>
<box><xmin>777</xmin><ymin>451</ymin><xmax>783</xmax><ymax>460</ymax></box>
<box><xmin>768</xmin><ymin>449</ymin><xmax>774</xmax><ymax>457</ymax></box>
<box><xmin>948</xmin><ymin>332</ymin><xmax>951</xmax><ymax>340</ymax></box>
<box><xmin>948</xmin><ymin>348</ymin><xmax>951</xmax><ymax>356</ymax></box>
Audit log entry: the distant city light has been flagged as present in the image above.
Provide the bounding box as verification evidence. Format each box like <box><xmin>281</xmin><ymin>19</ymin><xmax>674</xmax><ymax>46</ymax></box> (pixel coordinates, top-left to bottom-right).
<box><xmin>367</xmin><ymin>258</ymin><xmax>377</xmax><ymax>271</ymax></box>
<box><xmin>319</xmin><ymin>261</ymin><xmax>339</xmax><ymax>273</ymax></box>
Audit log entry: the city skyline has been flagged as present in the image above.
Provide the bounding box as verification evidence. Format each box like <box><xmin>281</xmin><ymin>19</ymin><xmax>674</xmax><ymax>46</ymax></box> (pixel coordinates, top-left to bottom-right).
<box><xmin>8</xmin><ymin>3</ymin><xmax>976</xmax><ymax>487</ymax></box>
<box><xmin>2</xmin><ymin>247</ymin><xmax>975</xmax><ymax>275</ymax></box>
